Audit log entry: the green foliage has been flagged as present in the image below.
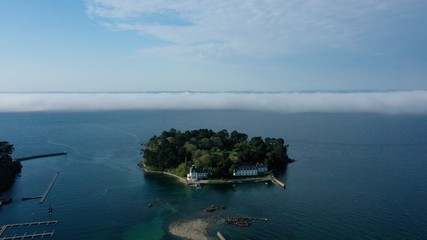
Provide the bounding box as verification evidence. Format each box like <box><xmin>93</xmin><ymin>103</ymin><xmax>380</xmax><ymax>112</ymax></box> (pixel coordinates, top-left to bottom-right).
<box><xmin>141</xmin><ymin>129</ymin><xmax>291</xmax><ymax>178</ymax></box>
<box><xmin>196</xmin><ymin>152</ymin><xmax>212</xmax><ymax>169</ymax></box>
<box><xmin>169</xmin><ymin>163</ymin><xmax>190</xmax><ymax>178</ymax></box>
<box><xmin>0</xmin><ymin>141</ymin><xmax>22</xmax><ymax>194</ymax></box>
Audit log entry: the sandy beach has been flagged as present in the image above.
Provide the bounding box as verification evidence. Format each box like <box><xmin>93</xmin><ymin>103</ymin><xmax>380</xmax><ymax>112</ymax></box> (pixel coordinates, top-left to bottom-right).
<box><xmin>169</xmin><ymin>219</ymin><xmax>209</xmax><ymax>240</ymax></box>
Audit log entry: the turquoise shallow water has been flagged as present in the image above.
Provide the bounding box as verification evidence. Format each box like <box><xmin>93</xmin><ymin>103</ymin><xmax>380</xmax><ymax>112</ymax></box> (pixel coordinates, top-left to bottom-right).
<box><xmin>1</xmin><ymin>111</ymin><xmax>427</xmax><ymax>239</ymax></box>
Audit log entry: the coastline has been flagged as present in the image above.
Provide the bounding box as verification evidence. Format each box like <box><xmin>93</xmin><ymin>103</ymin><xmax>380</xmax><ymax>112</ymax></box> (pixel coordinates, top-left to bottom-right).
<box><xmin>139</xmin><ymin>162</ymin><xmax>189</xmax><ymax>185</ymax></box>
<box><xmin>139</xmin><ymin>162</ymin><xmax>273</xmax><ymax>186</ymax></box>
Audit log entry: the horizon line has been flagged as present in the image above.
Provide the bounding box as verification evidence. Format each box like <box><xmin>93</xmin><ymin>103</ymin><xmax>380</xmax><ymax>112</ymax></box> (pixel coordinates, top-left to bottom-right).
<box><xmin>0</xmin><ymin>89</ymin><xmax>425</xmax><ymax>94</ymax></box>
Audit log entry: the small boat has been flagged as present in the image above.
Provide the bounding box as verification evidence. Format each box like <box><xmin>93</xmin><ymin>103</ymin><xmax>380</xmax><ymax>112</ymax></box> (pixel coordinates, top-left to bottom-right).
<box><xmin>48</xmin><ymin>204</ymin><xmax>53</xmax><ymax>214</ymax></box>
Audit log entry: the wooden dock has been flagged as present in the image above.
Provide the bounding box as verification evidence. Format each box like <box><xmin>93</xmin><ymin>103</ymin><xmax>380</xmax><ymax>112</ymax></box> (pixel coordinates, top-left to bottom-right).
<box><xmin>0</xmin><ymin>226</ymin><xmax>5</xmax><ymax>236</ymax></box>
<box><xmin>14</xmin><ymin>151</ymin><xmax>67</xmax><ymax>161</ymax></box>
<box><xmin>1</xmin><ymin>220</ymin><xmax>57</xmax><ymax>228</ymax></box>
<box><xmin>39</xmin><ymin>172</ymin><xmax>59</xmax><ymax>204</ymax></box>
<box><xmin>0</xmin><ymin>230</ymin><xmax>55</xmax><ymax>240</ymax></box>
<box><xmin>272</xmin><ymin>176</ymin><xmax>286</xmax><ymax>189</ymax></box>
<box><xmin>0</xmin><ymin>220</ymin><xmax>57</xmax><ymax>240</ymax></box>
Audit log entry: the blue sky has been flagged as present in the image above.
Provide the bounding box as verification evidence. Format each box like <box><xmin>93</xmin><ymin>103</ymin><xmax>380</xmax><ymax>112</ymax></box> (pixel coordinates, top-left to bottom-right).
<box><xmin>1</xmin><ymin>0</ymin><xmax>426</xmax><ymax>92</ymax></box>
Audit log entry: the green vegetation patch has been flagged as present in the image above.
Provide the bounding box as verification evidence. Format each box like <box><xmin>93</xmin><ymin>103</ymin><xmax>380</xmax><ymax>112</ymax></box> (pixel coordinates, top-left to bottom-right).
<box><xmin>0</xmin><ymin>141</ymin><xmax>22</xmax><ymax>194</ymax></box>
<box><xmin>141</xmin><ymin>129</ymin><xmax>292</xmax><ymax>179</ymax></box>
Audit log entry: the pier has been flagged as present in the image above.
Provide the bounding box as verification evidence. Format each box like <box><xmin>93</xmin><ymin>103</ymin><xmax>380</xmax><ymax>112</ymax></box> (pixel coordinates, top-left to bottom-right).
<box><xmin>0</xmin><ymin>220</ymin><xmax>57</xmax><ymax>240</ymax></box>
<box><xmin>21</xmin><ymin>196</ymin><xmax>42</xmax><ymax>201</ymax></box>
<box><xmin>14</xmin><ymin>151</ymin><xmax>67</xmax><ymax>161</ymax></box>
<box><xmin>39</xmin><ymin>172</ymin><xmax>59</xmax><ymax>204</ymax></box>
<box><xmin>271</xmin><ymin>176</ymin><xmax>286</xmax><ymax>189</ymax></box>
<box><xmin>0</xmin><ymin>231</ymin><xmax>55</xmax><ymax>240</ymax></box>
<box><xmin>217</xmin><ymin>231</ymin><xmax>226</xmax><ymax>240</ymax></box>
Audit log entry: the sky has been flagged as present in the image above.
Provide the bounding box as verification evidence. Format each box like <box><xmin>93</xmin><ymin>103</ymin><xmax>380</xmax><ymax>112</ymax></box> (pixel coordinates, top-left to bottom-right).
<box><xmin>0</xmin><ymin>0</ymin><xmax>427</xmax><ymax>92</ymax></box>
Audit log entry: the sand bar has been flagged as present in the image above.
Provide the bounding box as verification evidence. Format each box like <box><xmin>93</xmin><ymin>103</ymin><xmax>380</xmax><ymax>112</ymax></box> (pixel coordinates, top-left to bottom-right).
<box><xmin>169</xmin><ymin>219</ymin><xmax>209</xmax><ymax>240</ymax></box>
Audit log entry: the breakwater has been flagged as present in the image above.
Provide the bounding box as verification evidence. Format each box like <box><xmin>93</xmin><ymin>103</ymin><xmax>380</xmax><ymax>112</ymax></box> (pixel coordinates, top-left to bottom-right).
<box><xmin>271</xmin><ymin>176</ymin><xmax>286</xmax><ymax>188</ymax></box>
<box><xmin>217</xmin><ymin>231</ymin><xmax>226</xmax><ymax>240</ymax></box>
<box><xmin>39</xmin><ymin>172</ymin><xmax>59</xmax><ymax>204</ymax></box>
<box><xmin>21</xmin><ymin>196</ymin><xmax>42</xmax><ymax>201</ymax></box>
<box><xmin>14</xmin><ymin>151</ymin><xmax>67</xmax><ymax>161</ymax></box>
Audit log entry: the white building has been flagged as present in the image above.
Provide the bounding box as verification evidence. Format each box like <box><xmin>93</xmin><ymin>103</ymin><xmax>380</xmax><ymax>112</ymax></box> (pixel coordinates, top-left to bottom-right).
<box><xmin>233</xmin><ymin>164</ymin><xmax>268</xmax><ymax>176</ymax></box>
<box><xmin>257</xmin><ymin>165</ymin><xmax>268</xmax><ymax>173</ymax></box>
<box><xmin>187</xmin><ymin>165</ymin><xmax>210</xmax><ymax>181</ymax></box>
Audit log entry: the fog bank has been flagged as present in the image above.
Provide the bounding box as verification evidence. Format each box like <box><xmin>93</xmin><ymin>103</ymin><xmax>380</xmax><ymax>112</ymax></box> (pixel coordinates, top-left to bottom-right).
<box><xmin>0</xmin><ymin>91</ymin><xmax>426</xmax><ymax>114</ymax></box>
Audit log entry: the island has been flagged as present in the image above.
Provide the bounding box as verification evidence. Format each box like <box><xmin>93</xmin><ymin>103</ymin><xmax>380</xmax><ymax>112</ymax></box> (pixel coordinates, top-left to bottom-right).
<box><xmin>0</xmin><ymin>141</ymin><xmax>22</xmax><ymax>196</ymax></box>
<box><xmin>140</xmin><ymin>129</ymin><xmax>292</xmax><ymax>184</ymax></box>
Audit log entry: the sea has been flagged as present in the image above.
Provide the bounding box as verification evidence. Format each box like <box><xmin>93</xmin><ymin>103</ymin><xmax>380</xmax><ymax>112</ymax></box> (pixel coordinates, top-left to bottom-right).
<box><xmin>0</xmin><ymin>110</ymin><xmax>426</xmax><ymax>240</ymax></box>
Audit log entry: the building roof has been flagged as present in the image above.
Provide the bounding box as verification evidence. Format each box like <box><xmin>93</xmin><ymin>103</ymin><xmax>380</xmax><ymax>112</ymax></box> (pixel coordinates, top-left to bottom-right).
<box><xmin>190</xmin><ymin>165</ymin><xmax>211</xmax><ymax>173</ymax></box>
<box><xmin>235</xmin><ymin>164</ymin><xmax>267</xmax><ymax>171</ymax></box>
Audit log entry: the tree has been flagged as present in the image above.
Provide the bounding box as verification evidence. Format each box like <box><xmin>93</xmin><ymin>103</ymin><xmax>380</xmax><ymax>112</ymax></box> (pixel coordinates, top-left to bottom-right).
<box><xmin>265</xmin><ymin>138</ymin><xmax>290</xmax><ymax>170</ymax></box>
<box><xmin>141</xmin><ymin>129</ymin><xmax>291</xmax><ymax>178</ymax></box>
<box><xmin>0</xmin><ymin>141</ymin><xmax>22</xmax><ymax>194</ymax></box>
<box><xmin>248</xmin><ymin>137</ymin><xmax>266</xmax><ymax>163</ymax></box>
<box><xmin>230</xmin><ymin>131</ymin><xmax>248</xmax><ymax>145</ymax></box>
<box><xmin>183</xmin><ymin>143</ymin><xmax>197</xmax><ymax>159</ymax></box>
<box><xmin>197</xmin><ymin>153</ymin><xmax>212</xmax><ymax>169</ymax></box>
<box><xmin>199</xmin><ymin>138</ymin><xmax>211</xmax><ymax>150</ymax></box>
<box><xmin>215</xmin><ymin>129</ymin><xmax>231</xmax><ymax>150</ymax></box>
<box><xmin>213</xmin><ymin>156</ymin><xmax>233</xmax><ymax>178</ymax></box>
<box><xmin>0</xmin><ymin>141</ymin><xmax>14</xmax><ymax>162</ymax></box>
<box><xmin>234</xmin><ymin>142</ymin><xmax>251</xmax><ymax>163</ymax></box>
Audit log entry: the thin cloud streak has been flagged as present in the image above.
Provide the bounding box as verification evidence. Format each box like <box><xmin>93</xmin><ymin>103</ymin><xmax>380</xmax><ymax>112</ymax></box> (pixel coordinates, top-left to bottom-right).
<box><xmin>86</xmin><ymin>0</ymin><xmax>424</xmax><ymax>60</ymax></box>
<box><xmin>0</xmin><ymin>91</ymin><xmax>426</xmax><ymax>114</ymax></box>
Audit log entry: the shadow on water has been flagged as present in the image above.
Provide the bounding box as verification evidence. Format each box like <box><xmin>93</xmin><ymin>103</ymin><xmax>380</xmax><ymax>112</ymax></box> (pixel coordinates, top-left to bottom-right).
<box><xmin>272</xmin><ymin>162</ymin><xmax>290</xmax><ymax>180</ymax></box>
<box><xmin>205</xmin><ymin>184</ymin><xmax>236</xmax><ymax>193</ymax></box>
<box><xmin>142</xmin><ymin>172</ymin><xmax>184</xmax><ymax>187</ymax></box>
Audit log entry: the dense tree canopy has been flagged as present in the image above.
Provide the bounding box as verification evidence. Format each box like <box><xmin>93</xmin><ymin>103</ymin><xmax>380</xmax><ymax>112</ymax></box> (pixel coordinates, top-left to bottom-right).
<box><xmin>142</xmin><ymin>129</ymin><xmax>292</xmax><ymax>178</ymax></box>
<box><xmin>0</xmin><ymin>141</ymin><xmax>22</xmax><ymax>194</ymax></box>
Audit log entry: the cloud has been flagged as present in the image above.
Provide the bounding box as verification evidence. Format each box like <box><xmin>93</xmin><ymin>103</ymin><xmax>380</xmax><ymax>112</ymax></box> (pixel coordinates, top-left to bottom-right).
<box><xmin>85</xmin><ymin>0</ymin><xmax>423</xmax><ymax>60</ymax></box>
<box><xmin>1</xmin><ymin>91</ymin><xmax>426</xmax><ymax>114</ymax></box>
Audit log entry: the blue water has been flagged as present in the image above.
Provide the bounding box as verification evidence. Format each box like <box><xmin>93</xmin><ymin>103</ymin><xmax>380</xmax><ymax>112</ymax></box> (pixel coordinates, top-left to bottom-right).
<box><xmin>1</xmin><ymin>111</ymin><xmax>426</xmax><ymax>239</ymax></box>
